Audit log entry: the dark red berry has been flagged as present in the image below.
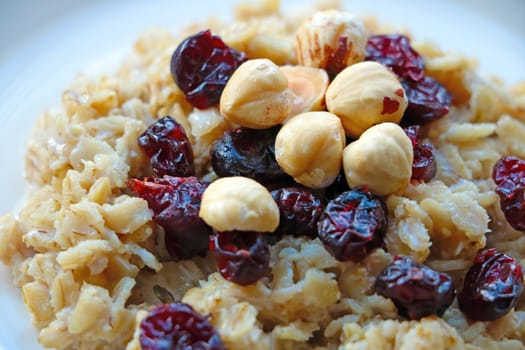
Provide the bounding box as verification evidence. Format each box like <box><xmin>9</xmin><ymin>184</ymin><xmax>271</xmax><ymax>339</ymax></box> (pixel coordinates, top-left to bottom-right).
<box><xmin>403</xmin><ymin>126</ymin><xmax>436</xmax><ymax>182</ymax></box>
<box><xmin>374</xmin><ymin>256</ymin><xmax>455</xmax><ymax>320</ymax></box>
<box><xmin>170</xmin><ymin>30</ymin><xmax>247</xmax><ymax>109</ymax></box>
<box><xmin>127</xmin><ymin>176</ymin><xmax>211</xmax><ymax>260</ymax></box>
<box><xmin>210</xmin><ymin>231</ymin><xmax>270</xmax><ymax>285</ymax></box>
<box><xmin>138</xmin><ymin>116</ymin><xmax>194</xmax><ymax>177</ymax></box>
<box><xmin>210</xmin><ymin>126</ymin><xmax>290</xmax><ymax>184</ymax></box>
<box><xmin>271</xmin><ymin>187</ymin><xmax>325</xmax><ymax>238</ymax></box>
<box><xmin>324</xmin><ymin>170</ymin><xmax>350</xmax><ymax>201</ymax></box>
<box><xmin>140</xmin><ymin>302</ymin><xmax>225</xmax><ymax>350</ymax></box>
<box><xmin>458</xmin><ymin>248</ymin><xmax>524</xmax><ymax>321</ymax></box>
<box><xmin>365</xmin><ymin>34</ymin><xmax>425</xmax><ymax>82</ymax></box>
<box><xmin>317</xmin><ymin>187</ymin><xmax>387</xmax><ymax>262</ymax></box>
<box><xmin>492</xmin><ymin>156</ymin><xmax>525</xmax><ymax>231</ymax></box>
<box><xmin>401</xmin><ymin>76</ymin><xmax>451</xmax><ymax>125</ymax></box>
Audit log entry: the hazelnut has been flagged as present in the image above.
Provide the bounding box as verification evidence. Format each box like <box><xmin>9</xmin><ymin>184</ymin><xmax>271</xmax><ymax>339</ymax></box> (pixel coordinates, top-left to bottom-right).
<box><xmin>280</xmin><ymin>65</ymin><xmax>329</xmax><ymax>116</ymax></box>
<box><xmin>326</xmin><ymin>61</ymin><xmax>408</xmax><ymax>138</ymax></box>
<box><xmin>220</xmin><ymin>58</ymin><xmax>292</xmax><ymax>129</ymax></box>
<box><xmin>199</xmin><ymin>176</ymin><xmax>279</xmax><ymax>232</ymax></box>
<box><xmin>295</xmin><ymin>10</ymin><xmax>367</xmax><ymax>77</ymax></box>
<box><xmin>275</xmin><ymin>111</ymin><xmax>345</xmax><ymax>189</ymax></box>
<box><xmin>343</xmin><ymin>122</ymin><xmax>413</xmax><ymax>196</ymax></box>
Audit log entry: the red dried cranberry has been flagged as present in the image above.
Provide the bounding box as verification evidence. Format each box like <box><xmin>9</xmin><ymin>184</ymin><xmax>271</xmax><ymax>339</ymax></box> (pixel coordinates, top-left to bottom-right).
<box><xmin>140</xmin><ymin>302</ymin><xmax>225</xmax><ymax>350</ymax></box>
<box><xmin>138</xmin><ymin>116</ymin><xmax>194</xmax><ymax>177</ymax></box>
<box><xmin>403</xmin><ymin>126</ymin><xmax>436</xmax><ymax>182</ymax></box>
<box><xmin>401</xmin><ymin>76</ymin><xmax>451</xmax><ymax>126</ymax></box>
<box><xmin>271</xmin><ymin>187</ymin><xmax>325</xmax><ymax>238</ymax></box>
<box><xmin>374</xmin><ymin>256</ymin><xmax>455</xmax><ymax>320</ymax></box>
<box><xmin>210</xmin><ymin>231</ymin><xmax>270</xmax><ymax>285</ymax></box>
<box><xmin>210</xmin><ymin>126</ymin><xmax>290</xmax><ymax>184</ymax></box>
<box><xmin>127</xmin><ymin>176</ymin><xmax>211</xmax><ymax>260</ymax></box>
<box><xmin>317</xmin><ymin>187</ymin><xmax>387</xmax><ymax>262</ymax></box>
<box><xmin>365</xmin><ymin>34</ymin><xmax>425</xmax><ymax>82</ymax></box>
<box><xmin>171</xmin><ymin>30</ymin><xmax>247</xmax><ymax>109</ymax></box>
<box><xmin>324</xmin><ymin>170</ymin><xmax>350</xmax><ymax>201</ymax></box>
<box><xmin>492</xmin><ymin>156</ymin><xmax>525</xmax><ymax>231</ymax></box>
<box><xmin>458</xmin><ymin>248</ymin><xmax>524</xmax><ymax>321</ymax></box>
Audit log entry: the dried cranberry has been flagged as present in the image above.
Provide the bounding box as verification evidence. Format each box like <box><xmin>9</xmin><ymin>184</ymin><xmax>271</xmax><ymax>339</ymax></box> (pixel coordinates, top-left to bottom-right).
<box><xmin>403</xmin><ymin>126</ymin><xmax>436</xmax><ymax>182</ymax></box>
<box><xmin>458</xmin><ymin>248</ymin><xmax>524</xmax><ymax>321</ymax></box>
<box><xmin>492</xmin><ymin>156</ymin><xmax>525</xmax><ymax>231</ymax></box>
<box><xmin>140</xmin><ymin>302</ymin><xmax>225</xmax><ymax>350</ymax></box>
<box><xmin>210</xmin><ymin>231</ymin><xmax>270</xmax><ymax>285</ymax></box>
<box><xmin>171</xmin><ymin>30</ymin><xmax>247</xmax><ymax>109</ymax></box>
<box><xmin>127</xmin><ymin>176</ymin><xmax>211</xmax><ymax>260</ymax></box>
<box><xmin>271</xmin><ymin>187</ymin><xmax>325</xmax><ymax>238</ymax></box>
<box><xmin>401</xmin><ymin>76</ymin><xmax>451</xmax><ymax>126</ymax></box>
<box><xmin>374</xmin><ymin>256</ymin><xmax>455</xmax><ymax>320</ymax></box>
<box><xmin>317</xmin><ymin>187</ymin><xmax>387</xmax><ymax>262</ymax></box>
<box><xmin>324</xmin><ymin>170</ymin><xmax>350</xmax><ymax>201</ymax></box>
<box><xmin>365</xmin><ymin>34</ymin><xmax>425</xmax><ymax>82</ymax></box>
<box><xmin>210</xmin><ymin>126</ymin><xmax>290</xmax><ymax>184</ymax></box>
<box><xmin>138</xmin><ymin>116</ymin><xmax>194</xmax><ymax>177</ymax></box>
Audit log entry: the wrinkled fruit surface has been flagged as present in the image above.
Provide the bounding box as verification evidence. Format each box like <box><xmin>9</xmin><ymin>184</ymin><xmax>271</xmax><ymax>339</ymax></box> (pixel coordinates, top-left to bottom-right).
<box><xmin>127</xmin><ymin>176</ymin><xmax>211</xmax><ymax>260</ymax></box>
<box><xmin>171</xmin><ymin>30</ymin><xmax>247</xmax><ymax>109</ymax></box>
<box><xmin>458</xmin><ymin>248</ymin><xmax>524</xmax><ymax>321</ymax></box>
<box><xmin>271</xmin><ymin>187</ymin><xmax>325</xmax><ymax>238</ymax></box>
<box><xmin>140</xmin><ymin>302</ymin><xmax>225</xmax><ymax>350</ymax></box>
<box><xmin>317</xmin><ymin>187</ymin><xmax>387</xmax><ymax>262</ymax></box>
<box><xmin>210</xmin><ymin>231</ymin><xmax>270</xmax><ymax>285</ymax></box>
<box><xmin>492</xmin><ymin>156</ymin><xmax>525</xmax><ymax>231</ymax></box>
<box><xmin>403</xmin><ymin>126</ymin><xmax>436</xmax><ymax>182</ymax></box>
<box><xmin>138</xmin><ymin>116</ymin><xmax>194</xmax><ymax>177</ymax></box>
<box><xmin>365</xmin><ymin>34</ymin><xmax>425</xmax><ymax>82</ymax></box>
<box><xmin>374</xmin><ymin>256</ymin><xmax>455</xmax><ymax>320</ymax></box>
<box><xmin>210</xmin><ymin>126</ymin><xmax>290</xmax><ymax>184</ymax></box>
<box><xmin>401</xmin><ymin>76</ymin><xmax>451</xmax><ymax>125</ymax></box>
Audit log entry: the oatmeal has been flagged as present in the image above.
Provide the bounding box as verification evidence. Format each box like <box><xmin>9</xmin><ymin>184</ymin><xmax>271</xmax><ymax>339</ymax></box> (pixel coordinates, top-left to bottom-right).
<box><xmin>1</xmin><ymin>0</ymin><xmax>525</xmax><ymax>349</ymax></box>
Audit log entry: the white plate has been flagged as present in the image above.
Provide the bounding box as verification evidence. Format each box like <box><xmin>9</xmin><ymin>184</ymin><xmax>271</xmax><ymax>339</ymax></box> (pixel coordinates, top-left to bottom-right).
<box><xmin>0</xmin><ymin>0</ymin><xmax>523</xmax><ymax>349</ymax></box>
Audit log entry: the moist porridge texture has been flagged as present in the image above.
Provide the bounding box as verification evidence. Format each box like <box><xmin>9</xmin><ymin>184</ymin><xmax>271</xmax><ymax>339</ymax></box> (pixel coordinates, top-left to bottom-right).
<box><xmin>1</xmin><ymin>0</ymin><xmax>525</xmax><ymax>349</ymax></box>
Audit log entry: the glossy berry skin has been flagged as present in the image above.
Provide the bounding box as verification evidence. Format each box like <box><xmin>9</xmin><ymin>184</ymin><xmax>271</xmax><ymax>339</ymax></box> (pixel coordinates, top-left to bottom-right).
<box><xmin>458</xmin><ymin>249</ymin><xmax>524</xmax><ymax>321</ymax></box>
<box><xmin>138</xmin><ymin>116</ymin><xmax>194</xmax><ymax>177</ymax></box>
<box><xmin>171</xmin><ymin>30</ymin><xmax>247</xmax><ymax>109</ymax></box>
<box><xmin>271</xmin><ymin>187</ymin><xmax>325</xmax><ymax>238</ymax></box>
<box><xmin>401</xmin><ymin>76</ymin><xmax>451</xmax><ymax>126</ymax></box>
<box><xmin>492</xmin><ymin>156</ymin><xmax>525</xmax><ymax>231</ymax></box>
<box><xmin>403</xmin><ymin>126</ymin><xmax>436</xmax><ymax>182</ymax></box>
<box><xmin>210</xmin><ymin>231</ymin><xmax>270</xmax><ymax>286</ymax></box>
<box><xmin>365</xmin><ymin>34</ymin><xmax>425</xmax><ymax>82</ymax></box>
<box><xmin>140</xmin><ymin>302</ymin><xmax>225</xmax><ymax>350</ymax></box>
<box><xmin>210</xmin><ymin>126</ymin><xmax>290</xmax><ymax>184</ymax></box>
<box><xmin>374</xmin><ymin>256</ymin><xmax>455</xmax><ymax>320</ymax></box>
<box><xmin>317</xmin><ymin>187</ymin><xmax>387</xmax><ymax>262</ymax></box>
<box><xmin>127</xmin><ymin>176</ymin><xmax>211</xmax><ymax>260</ymax></box>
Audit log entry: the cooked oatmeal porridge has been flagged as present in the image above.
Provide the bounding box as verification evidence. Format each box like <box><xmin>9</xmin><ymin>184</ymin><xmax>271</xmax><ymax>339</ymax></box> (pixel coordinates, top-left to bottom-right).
<box><xmin>1</xmin><ymin>0</ymin><xmax>525</xmax><ymax>349</ymax></box>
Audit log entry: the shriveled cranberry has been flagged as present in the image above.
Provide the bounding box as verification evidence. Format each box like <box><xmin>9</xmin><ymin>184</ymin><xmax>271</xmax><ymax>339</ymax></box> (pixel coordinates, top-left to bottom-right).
<box><xmin>365</xmin><ymin>34</ymin><xmax>425</xmax><ymax>82</ymax></box>
<box><xmin>374</xmin><ymin>256</ymin><xmax>455</xmax><ymax>320</ymax></box>
<box><xmin>403</xmin><ymin>126</ymin><xmax>436</xmax><ymax>182</ymax></box>
<box><xmin>127</xmin><ymin>176</ymin><xmax>211</xmax><ymax>260</ymax></box>
<box><xmin>317</xmin><ymin>187</ymin><xmax>387</xmax><ymax>262</ymax></box>
<box><xmin>401</xmin><ymin>76</ymin><xmax>451</xmax><ymax>126</ymax></box>
<box><xmin>210</xmin><ymin>126</ymin><xmax>290</xmax><ymax>184</ymax></box>
<box><xmin>324</xmin><ymin>170</ymin><xmax>350</xmax><ymax>201</ymax></box>
<box><xmin>171</xmin><ymin>30</ymin><xmax>247</xmax><ymax>109</ymax></box>
<box><xmin>492</xmin><ymin>156</ymin><xmax>525</xmax><ymax>231</ymax></box>
<box><xmin>140</xmin><ymin>302</ymin><xmax>225</xmax><ymax>350</ymax></box>
<box><xmin>271</xmin><ymin>187</ymin><xmax>325</xmax><ymax>238</ymax></box>
<box><xmin>210</xmin><ymin>231</ymin><xmax>269</xmax><ymax>285</ymax></box>
<box><xmin>138</xmin><ymin>116</ymin><xmax>194</xmax><ymax>177</ymax></box>
<box><xmin>458</xmin><ymin>248</ymin><xmax>524</xmax><ymax>321</ymax></box>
